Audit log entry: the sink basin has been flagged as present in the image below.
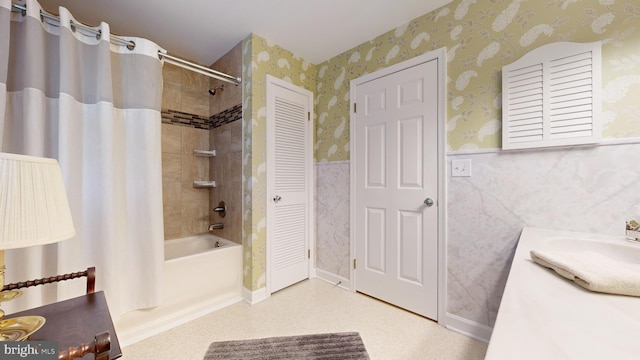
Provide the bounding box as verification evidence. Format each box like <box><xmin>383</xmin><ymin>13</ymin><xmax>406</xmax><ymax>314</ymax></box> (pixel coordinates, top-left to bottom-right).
<box><xmin>538</xmin><ymin>237</ymin><xmax>640</xmax><ymax>264</ymax></box>
<box><xmin>488</xmin><ymin>228</ymin><xmax>640</xmax><ymax>360</ymax></box>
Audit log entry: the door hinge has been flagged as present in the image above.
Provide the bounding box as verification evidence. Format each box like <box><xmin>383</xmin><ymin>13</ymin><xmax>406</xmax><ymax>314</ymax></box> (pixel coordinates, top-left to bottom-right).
<box><xmin>353</xmin><ymin>259</ymin><xmax>357</xmax><ymax>269</ymax></box>
<box><xmin>353</xmin><ymin>103</ymin><xmax>357</xmax><ymax>113</ymax></box>
<box><xmin>308</xmin><ymin>249</ymin><xmax>311</xmax><ymax>259</ymax></box>
<box><xmin>308</xmin><ymin>112</ymin><xmax>311</xmax><ymax>121</ymax></box>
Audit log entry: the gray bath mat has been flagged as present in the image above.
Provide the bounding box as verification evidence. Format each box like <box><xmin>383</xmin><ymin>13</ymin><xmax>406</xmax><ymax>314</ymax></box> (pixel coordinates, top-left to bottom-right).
<box><xmin>203</xmin><ymin>332</ymin><xmax>370</xmax><ymax>360</ymax></box>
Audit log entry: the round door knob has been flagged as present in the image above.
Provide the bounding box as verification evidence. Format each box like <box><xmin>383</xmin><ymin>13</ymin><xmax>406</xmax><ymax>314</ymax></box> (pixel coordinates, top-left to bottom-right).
<box><xmin>424</xmin><ymin>198</ymin><xmax>434</xmax><ymax>207</ymax></box>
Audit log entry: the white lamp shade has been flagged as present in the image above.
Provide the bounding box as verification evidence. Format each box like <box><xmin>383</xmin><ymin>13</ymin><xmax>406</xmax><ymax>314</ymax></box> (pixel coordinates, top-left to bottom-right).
<box><xmin>0</xmin><ymin>152</ymin><xmax>76</xmax><ymax>250</ymax></box>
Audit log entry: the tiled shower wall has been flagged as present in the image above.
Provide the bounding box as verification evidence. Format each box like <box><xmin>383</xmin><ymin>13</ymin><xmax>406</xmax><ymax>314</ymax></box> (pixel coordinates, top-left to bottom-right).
<box><xmin>208</xmin><ymin>42</ymin><xmax>243</xmax><ymax>244</ymax></box>
<box><xmin>161</xmin><ymin>123</ymin><xmax>211</xmax><ymax>239</ymax></box>
<box><xmin>160</xmin><ymin>43</ymin><xmax>243</xmax><ymax>242</ymax></box>
<box><xmin>209</xmin><ymin>118</ymin><xmax>242</xmax><ymax>244</ymax></box>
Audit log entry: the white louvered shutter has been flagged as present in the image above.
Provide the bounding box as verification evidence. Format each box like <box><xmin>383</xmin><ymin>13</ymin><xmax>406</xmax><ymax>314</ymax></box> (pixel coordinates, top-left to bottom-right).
<box><xmin>502</xmin><ymin>42</ymin><xmax>601</xmax><ymax>150</ymax></box>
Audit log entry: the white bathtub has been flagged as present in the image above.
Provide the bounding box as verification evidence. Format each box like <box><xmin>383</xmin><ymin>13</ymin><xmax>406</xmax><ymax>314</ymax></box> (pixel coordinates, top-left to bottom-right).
<box><xmin>116</xmin><ymin>234</ymin><xmax>243</xmax><ymax>346</ymax></box>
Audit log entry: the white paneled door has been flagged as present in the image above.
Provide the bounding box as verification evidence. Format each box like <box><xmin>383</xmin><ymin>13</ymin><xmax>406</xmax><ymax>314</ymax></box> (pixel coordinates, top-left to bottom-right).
<box><xmin>267</xmin><ymin>76</ymin><xmax>314</xmax><ymax>294</ymax></box>
<box><xmin>352</xmin><ymin>57</ymin><xmax>440</xmax><ymax>320</ymax></box>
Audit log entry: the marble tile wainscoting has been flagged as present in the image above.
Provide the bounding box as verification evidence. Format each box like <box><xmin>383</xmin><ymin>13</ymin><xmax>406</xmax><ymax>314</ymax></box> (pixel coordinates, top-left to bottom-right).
<box><xmin>314</xmin><ymin>141</ymin><xmax>640</xmax><ymax>342</ymax></box>
<box><xmin>447</xmin><ymin>141</ymin><xmax>640</xmax><ymax>339</ymax></box>
<box><xmin>315</xmin><ymin>161</ymin><xmax>351</xmax><ymax>288</ymax></box>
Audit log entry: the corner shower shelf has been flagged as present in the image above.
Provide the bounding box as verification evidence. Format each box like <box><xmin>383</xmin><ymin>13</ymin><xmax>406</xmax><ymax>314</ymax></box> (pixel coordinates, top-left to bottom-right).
<box><xmin>193</xmin><ymin>180</ymin><xmax>216</xmax><ymax>188</ymax></box>
<box><xmin>193</xmin><ymin>149</ymin><xmax>216</xmax><ymax>157</ymax></box>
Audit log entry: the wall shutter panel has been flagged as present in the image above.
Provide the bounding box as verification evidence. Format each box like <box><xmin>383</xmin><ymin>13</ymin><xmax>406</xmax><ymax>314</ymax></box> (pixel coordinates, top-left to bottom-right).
<box><xmin>502</xmin><ymin>42</ymin><xmax>601</xmax><ymax>150</ymax></box>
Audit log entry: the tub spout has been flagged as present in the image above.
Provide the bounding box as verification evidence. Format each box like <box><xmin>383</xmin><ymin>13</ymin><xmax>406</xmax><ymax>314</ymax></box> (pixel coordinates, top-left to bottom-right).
<box><xmin>209</xmin><ymin>223</ymin><xmax>224</xmax><ymax>231</ymax></box>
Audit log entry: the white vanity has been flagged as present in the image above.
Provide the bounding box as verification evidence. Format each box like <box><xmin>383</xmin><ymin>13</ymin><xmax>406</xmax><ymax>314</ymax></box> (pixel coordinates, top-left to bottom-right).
<box><xmin>485</xmin><ymin>227</ymin><xmax>640</xmax><ymax>359</ymax></box>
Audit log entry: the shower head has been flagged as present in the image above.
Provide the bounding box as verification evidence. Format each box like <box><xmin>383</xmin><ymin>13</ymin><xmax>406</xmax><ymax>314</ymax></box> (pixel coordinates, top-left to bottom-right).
<box><xmin>208</xmin><ymin>85</ymin><xmax>224</xmax><ymax>96</ymax></box>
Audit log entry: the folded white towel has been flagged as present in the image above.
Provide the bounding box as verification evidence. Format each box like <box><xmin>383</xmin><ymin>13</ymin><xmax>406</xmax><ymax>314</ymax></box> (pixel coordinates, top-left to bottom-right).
<box><xmin>530</xmin><ymin>250</ymin><xmax>640</xmax><ymax>297</ymax></box>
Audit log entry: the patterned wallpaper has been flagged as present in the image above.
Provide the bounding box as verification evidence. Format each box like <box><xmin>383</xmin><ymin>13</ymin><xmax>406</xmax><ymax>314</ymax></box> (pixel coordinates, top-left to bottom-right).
<box><xmin>241</xmin><ymin>0</ymin><xmax>640</xmax><ymax>292</ymax></box>
<box><xmin>315</xmin><ymin>0</ymin><xmax>640</xmax><ymax>160</ymax></box>
<box><xmin>241</xmin><ymin>34</ymin><xmax>317</xmax><ymax>290</ymax></box>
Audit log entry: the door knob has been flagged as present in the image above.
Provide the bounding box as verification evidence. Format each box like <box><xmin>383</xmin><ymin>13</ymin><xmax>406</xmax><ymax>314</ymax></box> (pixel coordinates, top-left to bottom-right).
<box><xmin>273</xmin><ymin>195</ymin><xmax>282</xmax><ymax>203</ymax></box>
<box><xmin>424</xmin><ymin>197</ymin><xmax>434</xmax><ymax>207</ymax></box>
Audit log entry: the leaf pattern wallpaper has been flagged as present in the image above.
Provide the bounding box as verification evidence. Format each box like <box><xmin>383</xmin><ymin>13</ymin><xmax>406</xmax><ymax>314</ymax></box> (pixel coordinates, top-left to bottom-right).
<box><xmin>241</xmin><ymin>34</ymin><xmax>316</xmax><ymax>291</ymax></box>
<box><xmin>314</xmin><ymin>0</ymin><xmax>640</xmax><ymax>160</ymax></box>
<box><xmin>241</xmin><ymin>0</ymin><xmax>640</xmax><ymax>304</ymax></box>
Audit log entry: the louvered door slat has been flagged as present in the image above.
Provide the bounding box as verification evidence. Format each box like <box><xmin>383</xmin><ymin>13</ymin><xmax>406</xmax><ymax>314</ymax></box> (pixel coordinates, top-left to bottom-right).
<box><xmin>273</xmin><ymin>204</ymin><xmax>306</xmax><ymax>270</ymax></box>
<box><xmin>275</xmin><ymin>97</ymin><xmax>306</xmax><ymax>193</ymax></box>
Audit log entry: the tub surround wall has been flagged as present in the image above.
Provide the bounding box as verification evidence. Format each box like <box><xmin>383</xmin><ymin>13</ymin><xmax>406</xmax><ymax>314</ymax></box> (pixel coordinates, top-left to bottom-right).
<box><xmin>160</xmin><ymin>44</ymin><xmax>244</xmax><ymax>242</ymax></box>
<box><xmin>206</xmin><ymin>42</ymin><xmax>244</xmax><ymax>245</ymax></box>
<box><xmin>209</xmin><ymin>42</ymin><xmax>243</xmax><ymax>116</ymax></box>
<box><xmin>210</xmin><ymin>119</ymin><xmax>243</xmax><ymax>244</ymax></box>
<box><xmin>161</xmin><ymin>56</ymin><xmax>214</xmax><ymax>240</ymax></box>
<box><xmin>162</xmin><ymin>62</ymin><xmax>210</xmax><ymax>118</ymax></box>
<box><xmin>161</xmin><ymin>123</ymin><xmax>211</xmax><ymax>239</ymax></box>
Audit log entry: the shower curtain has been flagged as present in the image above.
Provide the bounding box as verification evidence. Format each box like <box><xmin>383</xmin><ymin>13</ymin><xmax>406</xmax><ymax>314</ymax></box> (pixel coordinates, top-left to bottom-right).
<box><xmin>0</xmin><ymin>0</ymin><xmax>164</xmax><ymax>319</ymax></box>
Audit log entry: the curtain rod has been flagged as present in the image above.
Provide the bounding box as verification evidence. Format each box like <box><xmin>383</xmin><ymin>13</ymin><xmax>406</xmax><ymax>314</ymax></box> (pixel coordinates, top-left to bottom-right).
<box><xmin>10</xmin><ymin>2</ymin><xmax>242</xmax><ymax>86</ymax></box>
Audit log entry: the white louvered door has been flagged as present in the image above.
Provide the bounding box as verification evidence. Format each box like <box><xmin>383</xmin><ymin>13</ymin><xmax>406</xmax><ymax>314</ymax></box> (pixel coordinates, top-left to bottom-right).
<box><xmin>267</xmin><ymin>76</ymin><xmax>313</xmax><ymax>294</ymax></box>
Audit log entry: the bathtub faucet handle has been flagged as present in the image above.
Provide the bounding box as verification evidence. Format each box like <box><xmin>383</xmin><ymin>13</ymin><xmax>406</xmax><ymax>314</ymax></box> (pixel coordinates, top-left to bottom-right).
<box><xmin>213</xmin><ymin>201</ymin><xmax>226</xmax><ymax>218</ymax></box>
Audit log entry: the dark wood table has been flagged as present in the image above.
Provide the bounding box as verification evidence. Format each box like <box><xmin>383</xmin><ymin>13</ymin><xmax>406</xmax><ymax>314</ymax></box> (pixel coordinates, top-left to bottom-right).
<box><xmin>6</xmin><ymin>291</ymin><xmax>122</xmax><ymax>359</ymax></box>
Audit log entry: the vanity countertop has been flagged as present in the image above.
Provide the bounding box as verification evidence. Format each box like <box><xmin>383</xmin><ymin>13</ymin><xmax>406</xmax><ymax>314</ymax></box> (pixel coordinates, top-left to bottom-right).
<box><xmin>485</xmin><ymin>227</ymin><xmax>640</xmax><ymax>359</ymax></box>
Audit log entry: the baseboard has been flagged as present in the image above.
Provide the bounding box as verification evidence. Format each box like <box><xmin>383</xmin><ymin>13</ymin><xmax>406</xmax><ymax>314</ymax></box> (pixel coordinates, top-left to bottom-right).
<box><xmin>444</xmin><ymin>312</ymin><xmax>493</xmax><ymax>343</ymax></box>
<box><xmin>117</xmin><ymin>296</ymin><xmax>243</xmax><ymax>347</ymax></box>
<box><xmin>314</xmin><ymin>269</ymin><xmax>351</xmax><ymax>291</ymax></box>
<box><xmin>242</xmin><ymin>286</ymin><xmax>269</xmax><ymax>305</ymax></box>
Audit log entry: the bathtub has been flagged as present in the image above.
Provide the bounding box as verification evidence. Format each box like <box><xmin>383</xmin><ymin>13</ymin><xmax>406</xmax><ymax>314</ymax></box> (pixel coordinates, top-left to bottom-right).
<box><xmin>116</xmin><ymin>234</ymin><xmax>243</xmax><ymax>346</ymax></box>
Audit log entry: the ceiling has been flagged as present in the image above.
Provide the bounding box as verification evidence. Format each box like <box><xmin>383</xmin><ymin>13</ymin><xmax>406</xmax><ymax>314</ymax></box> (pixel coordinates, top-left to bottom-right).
<box><xmin>36</xmin><ymin>0</ymin><xmax>451</xmax><ymax>66</ymax></box>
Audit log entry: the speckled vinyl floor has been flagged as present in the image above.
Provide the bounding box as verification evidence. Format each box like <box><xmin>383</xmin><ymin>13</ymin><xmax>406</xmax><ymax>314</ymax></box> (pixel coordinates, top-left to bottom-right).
<box><xmin>121</xmin><ymin>279</ymin><xmax>487</xmax><ymax>359</ymax></box>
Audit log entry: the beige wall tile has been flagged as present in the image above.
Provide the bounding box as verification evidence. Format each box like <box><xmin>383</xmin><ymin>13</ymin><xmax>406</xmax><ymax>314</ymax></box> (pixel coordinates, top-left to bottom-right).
<box><xmin>182</xmin><ymin>182</ymin><xmax>210</xmax><ymax>208</ymax></box>
<box><xmin>182</xmin><ymin>67</ymin><xmax>209</xmax><ymax>90</ymax></box>
<box><xmin>161</xmin><ymin>123</ymin><xmax>214</xmax><ymax>241</ymax></box>
<box><xmin>162</xmin><ymin>181</ymin><xmax>182</xmax><ymax>240</ymax></box>
<box><xmin>162</xmin><ymin>153</ymin><xmax>182</xmax><ymax>182</ymax></box>
<box><xmin>163</xmin><ymin>210</ymin><xmax>182</xmax><ymax>240</ymax></box>
<box><xmin>181</xmin><ymin>127</ymin><xmax>210</xmax><ymax>154</ymax></box>
<box><xmin>162</xmin><ymin>82</ymin><xmax>181</xmax><ymax>111</ymax></box>
<box><xmin>208</xmin><ymin>120</ymin><xmax>242</xmax><ymax>244</ymax></box>
<box><xmin>161</xmin><ymin>123</ymin><xmax>182</xmax><ymax>154</ymax></box>
<box><xmin>209</xmin><ymin>42</ymin><xmax>242</xmax><ymax>115</ymax></box>
<box><xmin>181</xmin><ymin>86</ymin><xmax>209</xmax><ymax>117</ymax></box>
<box><xmin>182</xmin><ymin>206</ymin><xmax>210</xmax><ymax>236</ymax></box>
<box><xmin>229</xmin><ymin>120</ymin><xmax>242</xmax><ymax>152</ymax></box>
<box><xmin>182</xmin><ymin>154</ymin><xmax>209</xmax><ymax>182</ymax></box>
<box><xmin>160</xmin><ymin>46</ymin><xmax>242</xmax><ymax>243</ymax></box>
<box><xmin>162</xmin><ymin>63</ymin><xmax>182</xmax><ymax>85</ymax></box>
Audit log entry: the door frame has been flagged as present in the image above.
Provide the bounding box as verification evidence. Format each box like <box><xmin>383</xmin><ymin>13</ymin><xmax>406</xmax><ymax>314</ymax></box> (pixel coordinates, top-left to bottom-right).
<box><xmin>349</xmin><ymin>48</ymin><xmax>447</xmax><ymax>323</ymax></box>
<box><xmin>265</xmin><ymin>74</ymin><xmax>315</xmax><ymax>296</ymax></box>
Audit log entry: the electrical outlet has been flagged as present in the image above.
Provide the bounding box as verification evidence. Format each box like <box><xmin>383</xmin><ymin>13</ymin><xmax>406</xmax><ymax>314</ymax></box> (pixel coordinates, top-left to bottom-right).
<box><xmin>451</xmin><ymin>159</ymin><xmax>471</xmax><ymax>177</ymax></box>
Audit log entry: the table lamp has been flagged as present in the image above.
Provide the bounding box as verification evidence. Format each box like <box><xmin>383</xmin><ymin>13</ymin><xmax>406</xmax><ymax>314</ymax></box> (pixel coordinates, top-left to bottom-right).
<box><xmin>0</xmin><ymin>152</ymin><xmax>76</xmax><ymax>341</ymax></box>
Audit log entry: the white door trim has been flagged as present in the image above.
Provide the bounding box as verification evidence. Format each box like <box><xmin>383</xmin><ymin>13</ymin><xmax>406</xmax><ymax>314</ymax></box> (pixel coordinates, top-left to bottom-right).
<box><xmin>349</xmin><ymin>48</ymin><xmax>447</xmax><ymax>324</ymax></box>
<box><xmin>265</xmin><ymin>74</ymin><xmax>315</xmax><ymax>295</ymax></box>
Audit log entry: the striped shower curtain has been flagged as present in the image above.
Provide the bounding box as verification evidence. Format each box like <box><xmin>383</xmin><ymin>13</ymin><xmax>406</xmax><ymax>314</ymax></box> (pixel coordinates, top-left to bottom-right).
<box><xmin>0</xmin><ymin>0</ymin><xmax>164</xmax><ymax>319</ymax></box>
